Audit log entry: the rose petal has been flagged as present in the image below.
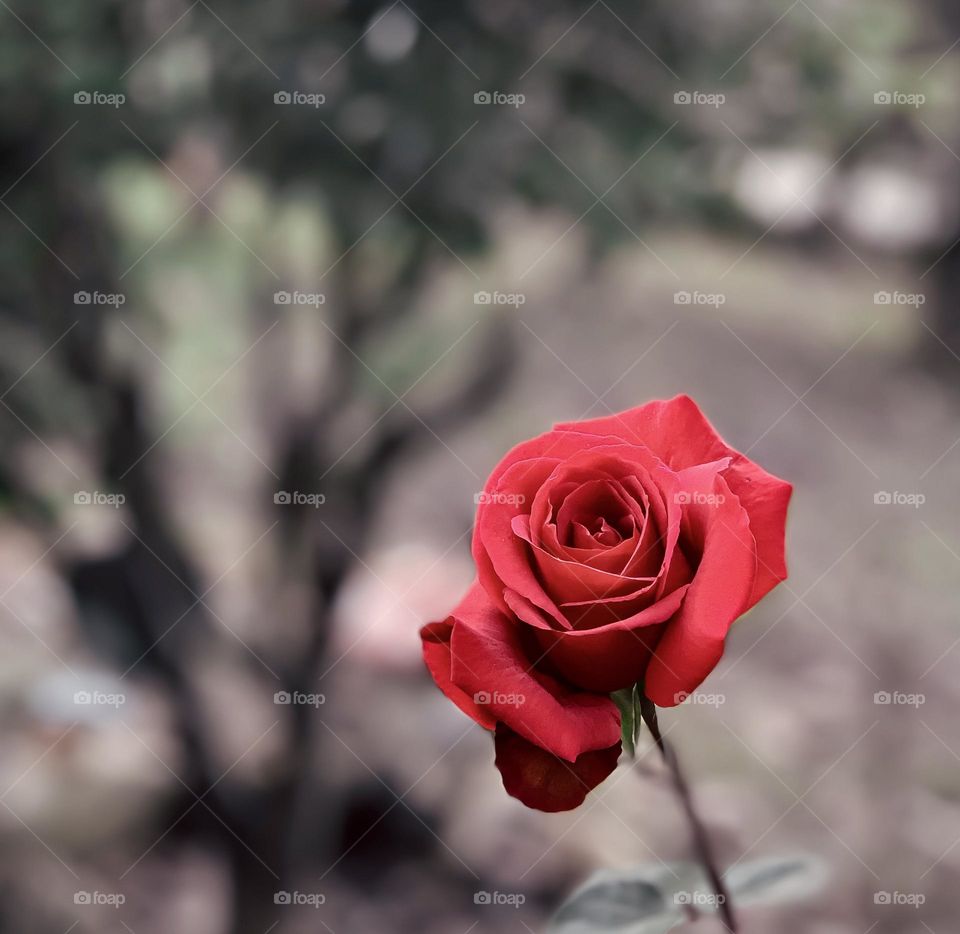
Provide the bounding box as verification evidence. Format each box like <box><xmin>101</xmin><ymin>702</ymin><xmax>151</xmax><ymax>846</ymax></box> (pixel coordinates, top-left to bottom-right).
<box><xmin>495</xmin><ymin>446</ymin><xmax>683</xmax><ymax>619</ymax></box>
<box><xmin>494</xmin><ymin>726</ymin><xmax>621</xmax><ymax>812</ymax></box>
<box><xmin>551</xmin><ymin>486</ymin><xmax>683</xmax><ymax>619</ymax></box>
<box><xmin>644</xmin><ymin>470</ymin><xmax>757</xmax><ymax>706</ymax></box>
<box><xmin>448</xmin><ymin>585</ymin><xmax>622</xmax><ymax>761</ymax></box>
<box><xmin>554</xmin><ymin>480</ymin><xmax>636</xmax><ymax>546</ymax></box>
<box><xmin>477</xmin><ymin>427</ymin><xmax>626</xmax><ymax>498</ymax></box>
<box><xmin>524</xmin><ymin>461</ymin><xmax>686</xmax><ymax>622</ymax></box>
<box><xmin>555</xmin><ymin>395</ymin><xmax>791</xmax><ymax>607</ymax></box>
<box><xmin>505</xmin><ymin>585</ymin><xmax>690</xmax><ymax>692</ymax></box>
<box><xmin>538</xmin><ymin>471</ymin><xmax>653</xmax><ymax>574</ymax></box>
<box><xmin>512</xmin><ymin>514</ymin><xmax>655</xmax><ymax>610</ymax></box>
<box><xmin>420</xmin><ymin>617</ymin><xmax>496</xmax><ymax>730</ymax></box>
<box><xmin>475</xmin><ymin>457</ymin><xmax>571</xmax><ymax>629</ymax></box>
<box><xmin>541</xmin><ymin>512</ymin><xmax>647</xmax><ymax>575</ymax></box>
<box><xmin>475</xmin><ymin>432</ymin><xmax>634</xmax><ymax>604</ymax></box>
<box><xmin>619</xmin><ymin>474</ymin><xmax>665</xmax><ymax>580</ymax></box>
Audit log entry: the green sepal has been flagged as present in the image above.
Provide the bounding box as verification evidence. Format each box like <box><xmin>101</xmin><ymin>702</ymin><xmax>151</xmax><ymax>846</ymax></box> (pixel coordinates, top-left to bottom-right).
<box><xmin>612</xmin><ymin>683</ymin><xmax>642</xmax><ymax>758</ymax></box>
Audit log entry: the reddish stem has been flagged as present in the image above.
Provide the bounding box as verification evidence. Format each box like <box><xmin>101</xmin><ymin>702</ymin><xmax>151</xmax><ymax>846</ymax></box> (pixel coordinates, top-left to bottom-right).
<box><xmin>640</xmin><ymin>697</ymin><xmax>738</xmax><ymax>933</ymax></box>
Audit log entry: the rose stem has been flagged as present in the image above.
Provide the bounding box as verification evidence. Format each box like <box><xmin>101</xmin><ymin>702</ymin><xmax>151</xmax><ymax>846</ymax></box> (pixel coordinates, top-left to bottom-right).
<box><xmin>639</xmin><ymin>695</ymin><xmax>738</xmax><ymax>933</ymax></box>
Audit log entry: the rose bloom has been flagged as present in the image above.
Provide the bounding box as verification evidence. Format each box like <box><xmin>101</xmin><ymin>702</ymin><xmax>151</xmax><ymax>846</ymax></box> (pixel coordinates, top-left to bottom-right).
<box><xmin>420</xmin><ymin>396</ymin><xmax>791</xmax><ymax>812</ymax></box>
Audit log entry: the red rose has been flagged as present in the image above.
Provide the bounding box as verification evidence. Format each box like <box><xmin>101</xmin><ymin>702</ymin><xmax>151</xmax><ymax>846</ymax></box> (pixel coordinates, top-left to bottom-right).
<box><xmin>420</xmin><ymin>395</ymin><xmax>791</xmax><ymax>811</ymax></box>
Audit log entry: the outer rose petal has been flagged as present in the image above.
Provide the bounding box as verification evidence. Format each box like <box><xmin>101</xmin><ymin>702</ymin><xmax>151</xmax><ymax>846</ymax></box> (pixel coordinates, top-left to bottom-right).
<box><xmin>476</xmin><ymin>428</ymin><xmax>627</xmax><ymax>501</ymax></box>
<box><xmin>494</xmin><ymin>726</ymin><xmax>621</xmax><ymax>812</ymax></box>
<box><xmin>420</xmin><ymin>618</ymin><xmax>496</xmax><ymax>730</ymax></box>
<box><xmin>555</xmin><ymin>394</ymin><xmax>791</xmax><ymax>608</ymax></box>
<box><xmin>475</xmin><ymin>457</ymin><xmax>572</xmax><ymax>629</ymax></box>
<box><xmin>506</xmin><ymin>585</ymin><xmax>689</xmax><ymax>692</ymax></box>
<box><xmin>449</xmin><ymin>585</ymin><xmax>621</xmax><ymax>762</ymax></box>
<box><xmin>644</xmin><ymin>469</ymin><xmax>757</xmax><ymax>706</ymax></box>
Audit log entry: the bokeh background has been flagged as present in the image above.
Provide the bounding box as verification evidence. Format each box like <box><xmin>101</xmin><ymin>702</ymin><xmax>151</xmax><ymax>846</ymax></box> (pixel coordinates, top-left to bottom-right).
<box><xmin>1</xmin><ymin>1</ymin><xmax>959</xmax><ymax>931</ymax></box>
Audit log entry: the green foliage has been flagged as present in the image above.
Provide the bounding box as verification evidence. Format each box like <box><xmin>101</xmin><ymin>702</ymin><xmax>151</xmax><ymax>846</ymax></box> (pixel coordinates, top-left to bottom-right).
<box><xmin>612</xmin><ymin>683</ymin><xmax>641</xmax><ymax>758</ymax></box>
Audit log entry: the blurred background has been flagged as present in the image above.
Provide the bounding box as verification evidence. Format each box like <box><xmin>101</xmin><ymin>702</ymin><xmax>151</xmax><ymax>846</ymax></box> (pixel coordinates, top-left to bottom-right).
<box><xmin>1</xmin><ymin>0</ymin><xmax>959</xmax><ymax>931</ymax></box>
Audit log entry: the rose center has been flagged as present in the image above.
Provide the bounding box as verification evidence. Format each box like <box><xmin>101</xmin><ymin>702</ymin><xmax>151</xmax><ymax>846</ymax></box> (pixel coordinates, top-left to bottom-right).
<box><xmin>586</xmin><ymin>515</ymin><xmax>626</xmax><ymax>546</ymax></box>
<box><xmin>553</xmin><ymin>480</ymin><xmax>641</xmax><ymax>550</ymax></box>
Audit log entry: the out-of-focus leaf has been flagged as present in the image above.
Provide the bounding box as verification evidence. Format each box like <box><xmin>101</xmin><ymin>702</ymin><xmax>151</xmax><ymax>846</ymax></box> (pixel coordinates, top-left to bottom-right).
<box><xmin>548</xmin><ymin>863</ymin><xmax>703</xmax><ymax>934</ymax></box>
<box><xmin>548</xmin><ymin>854</ymin><xmax>826</xmax><ymax>933</ymax></box>
<box><xmin>726</xmin><ymin>854</ymin><xmax>827</xmax><ymax>907</ymax></box>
